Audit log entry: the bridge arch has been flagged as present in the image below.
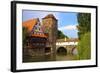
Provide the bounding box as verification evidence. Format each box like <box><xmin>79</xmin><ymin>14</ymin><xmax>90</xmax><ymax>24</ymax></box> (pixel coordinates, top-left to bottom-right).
<box><xmin>56</xmin><ymin>47</ymin><xmax>67</xmax><ymax>55</ymax></box>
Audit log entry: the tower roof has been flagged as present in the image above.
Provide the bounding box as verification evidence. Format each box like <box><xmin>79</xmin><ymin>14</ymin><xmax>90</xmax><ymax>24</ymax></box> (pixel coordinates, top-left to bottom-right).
<box><xmin>43</xmin><ymin>14</ymin><xmax>57</xmax><ymax>20</ymax></box>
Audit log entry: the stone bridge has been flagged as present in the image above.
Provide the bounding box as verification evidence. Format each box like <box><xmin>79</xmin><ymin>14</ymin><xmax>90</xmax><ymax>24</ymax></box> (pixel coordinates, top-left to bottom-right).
<box><xmin>56</xmin><ymin>38</ymin><xmax>79</xmax><ymax>54</ymax></box>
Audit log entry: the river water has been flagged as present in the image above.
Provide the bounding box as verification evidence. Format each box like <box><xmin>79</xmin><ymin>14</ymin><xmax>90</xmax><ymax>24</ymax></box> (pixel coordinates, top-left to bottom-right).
<box><xmin>23</xmin><ymin>53</ymin><xmax>77</xmax><ymax>63</ymax></box>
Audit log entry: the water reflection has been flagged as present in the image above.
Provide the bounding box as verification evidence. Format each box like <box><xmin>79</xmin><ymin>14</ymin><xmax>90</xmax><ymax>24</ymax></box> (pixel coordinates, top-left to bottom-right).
<box><xmin>23</xmin><ymin>53</ymin><xmax>76</xmax><ymax>63</ymax></box>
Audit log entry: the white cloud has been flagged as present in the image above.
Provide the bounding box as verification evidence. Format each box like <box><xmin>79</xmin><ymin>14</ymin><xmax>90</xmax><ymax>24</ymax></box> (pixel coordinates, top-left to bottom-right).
<box><xmin>58</xmin><ymin>25</ymin><xmax>78</xmax><ymax>31</ymax></box>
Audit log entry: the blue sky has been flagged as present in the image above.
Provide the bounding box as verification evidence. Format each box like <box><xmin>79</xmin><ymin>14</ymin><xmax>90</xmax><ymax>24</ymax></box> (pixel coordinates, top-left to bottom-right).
<box><xmin>23</xmin><ymin>10</ymin><xmax>78</xmax><ymax>38</ymax></box>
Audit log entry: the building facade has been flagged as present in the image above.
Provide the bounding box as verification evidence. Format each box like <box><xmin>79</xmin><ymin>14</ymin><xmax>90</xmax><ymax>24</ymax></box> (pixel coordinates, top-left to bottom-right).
<box><xmin>22</xmin><ymin>14</ymin><xmax>58</xmax><ymax>62</ymax></box>
<box><xmin>22</xmin><ymin>18</ymin><xmax>48</xmax><ymax>62</ymax></box>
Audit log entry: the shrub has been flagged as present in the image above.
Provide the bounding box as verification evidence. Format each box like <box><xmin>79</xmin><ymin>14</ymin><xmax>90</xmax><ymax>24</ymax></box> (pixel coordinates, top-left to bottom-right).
<box><xmin>77</xmin><ymin>32</ymin><xmax>91</xmax><ymax>60</ymax></box>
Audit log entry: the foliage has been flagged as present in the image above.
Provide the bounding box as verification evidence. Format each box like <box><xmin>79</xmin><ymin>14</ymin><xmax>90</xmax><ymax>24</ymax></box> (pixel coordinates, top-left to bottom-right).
<box><xmin>77</xmin><ymin>32</ymin><xmax>91</xmax><ymax>60</ymax></box>
<box><xmin>77</xmin><ymin>13</ymin><xmax>91</xmax><ymax>39</ymax></box>
<box><xmin>22</xmin><ymin>27</ymin><xmax>29</xmax><ymax>46</ymax></box>
<box><xmin>57</xmin><ymin>30</ymin><xmax>68</xmax><ymax>39</ymax></box>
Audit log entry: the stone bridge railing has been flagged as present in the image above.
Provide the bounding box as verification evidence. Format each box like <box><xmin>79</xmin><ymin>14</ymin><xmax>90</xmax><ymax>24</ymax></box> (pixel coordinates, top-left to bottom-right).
<box><xmin>56</xmin><ymin>39</ymin><xmax>78</xmax><ymax>54</ymax></box>
<box><xmin>56</xmin><ymin>42</ymin><xmax>78</xmax><ymax>46</ymax></box>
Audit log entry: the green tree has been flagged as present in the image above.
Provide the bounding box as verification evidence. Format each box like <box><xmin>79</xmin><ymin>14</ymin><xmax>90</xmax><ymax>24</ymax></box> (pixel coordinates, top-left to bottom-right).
<box><xmin>22</xmin><ymin>27</ymin><xmax>29</xmax><ymax>46</ymax></box>
<box><xmin>57</xmin><ymin>30</ymin><xmax>68</xmax><ymax>39</ymax></box>
<box><xmin>76</xmin><ymin>13</ymin><xmax>91</xmax><ymax>60</ymax></box>
<box><xmin>77</xmin><ymin>32</ymin><xmax>91</xmax><ymax>60</ymax></box>
<box><xmin>77</xmin><ymin>13</ymin><xmax>91</xmax><ymax>39</ymax></box>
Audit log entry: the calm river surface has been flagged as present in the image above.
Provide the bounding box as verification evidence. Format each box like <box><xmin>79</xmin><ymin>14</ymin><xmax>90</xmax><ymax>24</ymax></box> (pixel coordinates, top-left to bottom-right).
<box><xmin>23</xmin><ymin>53</ymin><xmax>77</xmax><ymax>63</ymax></box>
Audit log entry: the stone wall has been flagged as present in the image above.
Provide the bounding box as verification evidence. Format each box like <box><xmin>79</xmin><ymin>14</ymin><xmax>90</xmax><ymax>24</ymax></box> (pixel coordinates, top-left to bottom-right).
<box><xmin>42</xmin><ymin>14</ymin><xmax>58</xmax><ymax>59</ymax></box>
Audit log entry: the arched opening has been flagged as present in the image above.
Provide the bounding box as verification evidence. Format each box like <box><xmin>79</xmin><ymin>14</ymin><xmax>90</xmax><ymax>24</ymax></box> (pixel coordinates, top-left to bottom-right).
<box><xmin>57</xmin><ymin>47</ymin><xmax>67</xmax><ymax>55</ymax></box>
<box><xmin>71</xmin><ymin>47</ymin><xmax>78</xmax><ymax>55</ymax></box>
<box><xmin>45</xmin><ymin>47</ymin><xmax>51</xmax><ymax>53</ymax></box>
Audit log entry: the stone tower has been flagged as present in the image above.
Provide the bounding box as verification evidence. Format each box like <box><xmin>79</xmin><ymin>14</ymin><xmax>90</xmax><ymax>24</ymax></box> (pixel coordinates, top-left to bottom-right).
<box><xmin>42</xmin><ymin>14</ymin><xmax>58</xmax><ymax>60</ymax></box>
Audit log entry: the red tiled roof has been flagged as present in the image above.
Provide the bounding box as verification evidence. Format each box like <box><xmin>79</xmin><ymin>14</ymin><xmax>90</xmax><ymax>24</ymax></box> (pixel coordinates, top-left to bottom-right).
<box><xmin>22</xmin><ymin>18</ymin><xmax>47</xmax><ymax>38</ymax></box>
<box><xmin>22</xmin><ymin>18</ymin><xmax>38</xmax><ymax>32</ymax></box>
